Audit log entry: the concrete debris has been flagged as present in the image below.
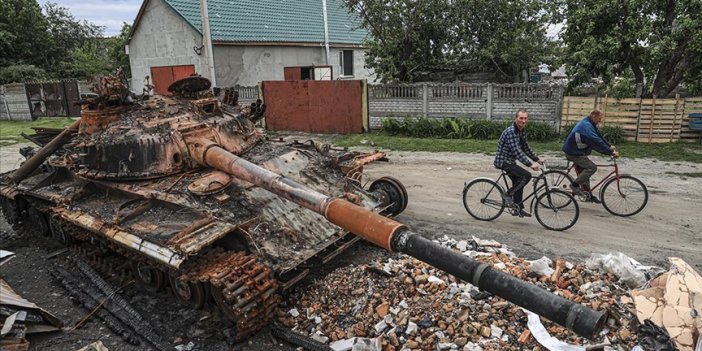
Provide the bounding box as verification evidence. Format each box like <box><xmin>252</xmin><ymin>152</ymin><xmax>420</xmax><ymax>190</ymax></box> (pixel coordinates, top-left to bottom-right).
<box><xmin>351</xmin><ymin>337</ymin><xmax>381</xmax><ymax>351</ymax></box>
<box><xmin>279</xmin><ymin>236</ymin><xmax>645</xmax><ymax>350</ymax></box>
<box><xmin>530</xmin><ymin>256</ymin><xmax>555</xmax><ymax>277</ymax></box>
<box><xmin>331</xmin><ymin>337</ymin><xmax>357</xmax><ymax>351</ymax></box>
<box><xmin>0</xmin><ymin>250</ymin><xmax>15</xmax><ymax>266</ymax></box>
<box><xmin>174</xmin><ymin>341</ymin><xmax>195</xmax><ymax>351</ymax></box>
<box><xmin>0</xmin><ymin>278</ymin><xmax>62</xmax><ymax>350</ymax></box>
<box><xmin>75</xmin><ymin>341</ymin><xmax>110</xmax><ymax>351</ymax></box>
<box><xmin>289</xmin><ymin>308</ymin><xmax>300</xmax><ymax>317</ymax></box>
<box><xmin>631</xmin><ymin>257</ymin><xmax>702</xmax><ymax>351</ymax></box>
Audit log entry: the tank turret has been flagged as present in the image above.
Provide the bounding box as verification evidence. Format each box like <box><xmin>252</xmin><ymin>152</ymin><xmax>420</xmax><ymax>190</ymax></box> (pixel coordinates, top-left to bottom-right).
<box><xmin>0</xmin><ymin>72</ymin><xmax>604</xmax><ymax>343</ymax></box>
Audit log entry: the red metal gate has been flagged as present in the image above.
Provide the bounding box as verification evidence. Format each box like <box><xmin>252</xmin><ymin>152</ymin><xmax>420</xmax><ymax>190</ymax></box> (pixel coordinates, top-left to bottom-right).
<box><xmin>262</xmin><ymin>80</ymin><xmax>366</xmax><ymax>133</ymax></box>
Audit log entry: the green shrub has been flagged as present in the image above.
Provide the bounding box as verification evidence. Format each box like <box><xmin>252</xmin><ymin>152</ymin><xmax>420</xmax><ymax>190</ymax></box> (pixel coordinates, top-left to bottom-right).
<box><xmin>381</xmin><ymin>118</ymin><xmax>403</xmax><ymax>135</ymax></box>
<box><xmin>526</xmin><ymin>122</ymin><xmax>559</xmax><ymax>142</ymax></box>
<box><xmin>0</xmin><ymin>64</ymin><xmax>48</xmax><ymax>84</ymax></box>
<box><xmin>378</xmin><ymin>117</ymin><xmax>559</xmax><ymax>141</ymax></box>
<box><xmin>600</xmin><ymin>125</ymin><xmax>626</xmax><ymax>145</ymax></box>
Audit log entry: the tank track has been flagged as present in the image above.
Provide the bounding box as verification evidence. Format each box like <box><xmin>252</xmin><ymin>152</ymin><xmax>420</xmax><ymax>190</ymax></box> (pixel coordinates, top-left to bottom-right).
<box><xmin>178</xmin><ymin>249</ymin><xmax>281</xmax><ymax>340</ymax></box>
<box><xmin>8</xmin><ymin>199</ymin><xmax>281</xmax><ymax>342</ymax></box>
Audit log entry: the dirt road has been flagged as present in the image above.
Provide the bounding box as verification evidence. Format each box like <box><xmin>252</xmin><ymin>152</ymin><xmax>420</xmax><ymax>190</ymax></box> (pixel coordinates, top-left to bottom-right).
<box><xmin>1</xmin><ymin>140</ymin><xmax>700</xmax><ymax>350</ymax></box>
<box><xmin>361</xmin><ymin>150</ymin><xmax>702</xmax><ymax>270</ymax></box>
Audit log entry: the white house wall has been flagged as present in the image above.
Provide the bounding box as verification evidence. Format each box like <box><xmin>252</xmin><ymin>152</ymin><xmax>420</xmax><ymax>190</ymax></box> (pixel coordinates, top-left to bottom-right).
<box><xmin>128</xmin><ymin>0</ymin><xmax>207</xmax><ymax>92</ymax></box>
<box><xmin>128</xmin><ymin>0</ymin><xmax>376</xmax><ymax>90</ymax></box>
<box><xmin>213</xmin><ymin>46</ymin><xmax>376</xmax><ymax>87</ymax></box>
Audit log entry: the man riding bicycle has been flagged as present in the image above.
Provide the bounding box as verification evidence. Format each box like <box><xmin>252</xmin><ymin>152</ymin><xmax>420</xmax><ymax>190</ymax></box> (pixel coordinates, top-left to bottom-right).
<box><xmin>494</xmin><ymin>109</ymin><xmax>544</xmax><ymax>217</ymax></box>
<box><xmin>563</xmin><ymin>110</ymin><xmax>619</xmax><ymax>202</ymax></box>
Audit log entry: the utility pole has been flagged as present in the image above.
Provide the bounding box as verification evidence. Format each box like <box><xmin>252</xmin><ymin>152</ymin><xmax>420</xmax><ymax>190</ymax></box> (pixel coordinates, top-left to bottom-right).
<box><xmin>200</xmin><ymin>0</ymin><xmax>217</xmax><ymax>87</ymax></box>
<box><xmin>322</xmin><ymin>0</ymin><xmax>331</xmax><ymax>66</ymax></box>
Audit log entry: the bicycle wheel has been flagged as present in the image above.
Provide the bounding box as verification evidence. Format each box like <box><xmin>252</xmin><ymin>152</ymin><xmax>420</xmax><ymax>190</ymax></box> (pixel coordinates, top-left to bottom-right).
<box><xmin>600</xmin><ymin>175</ymin><xmax>648</xmax><ymax>217</ymax></box>
<box><xmin>533</xmin><ymin>170</ymin><xmax>573</xmax><ymax>195</ymax></box>
<box><xmin>462</xmin><ymin>179</ymin><xmax>505</xmax><ymax>221</ymax></box>
<box><xmin>535</xmin><ymin>189</ymin><xmax>579</xmax><ymax>231</ymax></box>
<box><xmin>534</xmin><ymin>170</ymin><xmax>575</xmax><ymax>209</ymax></box>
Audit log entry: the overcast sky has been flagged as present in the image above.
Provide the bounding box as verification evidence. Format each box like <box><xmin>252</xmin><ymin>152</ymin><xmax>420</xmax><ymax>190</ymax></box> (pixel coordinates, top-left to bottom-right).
<box><xmin>38</xmin><ymin>0</ymin><xmax>142</xmax><ymax>36</ymax></box>
<box><xmin>36</xmin><ymin>0</ymin><xmax>564</xmax><ymax>39</ymax></box>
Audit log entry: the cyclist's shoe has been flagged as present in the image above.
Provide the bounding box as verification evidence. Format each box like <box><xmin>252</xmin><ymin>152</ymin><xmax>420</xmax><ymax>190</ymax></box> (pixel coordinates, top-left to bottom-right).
<box><xmin>569</xmin><ymin>183</ymin><xmax>586</xmax><ymax>196</ymax></box>
<box><xmin>586</xmin><ymin>194</ymin><xmax>601</xmax><ymax>204</ymax></box>
<box><xmin>518</xmin><ymin>209</ymin><xmax>532</xmax><ymax>218</ymax></box>
<box><xmin>502</xmin><ymin>194</ymin><xmax>514</xmax><ymax>206</ymax></box>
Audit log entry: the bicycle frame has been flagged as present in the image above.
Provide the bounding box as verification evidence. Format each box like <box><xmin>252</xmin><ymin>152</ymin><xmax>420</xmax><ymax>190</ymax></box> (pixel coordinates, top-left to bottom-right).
<box><xmin>496</xmin><ymin>170</ymin><xmax>552</xmax><ymax>212</ymax></box>
<box><xmin>563</xmin><ymin>159</ymin><xmax>619</xmax><ymax>192</ymax></box>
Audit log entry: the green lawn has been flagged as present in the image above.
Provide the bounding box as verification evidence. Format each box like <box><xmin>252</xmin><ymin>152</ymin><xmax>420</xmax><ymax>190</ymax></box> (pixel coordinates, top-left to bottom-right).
<box><xmin>334</xmin><ymin>133</ymin><xmax>702</xmax><ymax>163</ymax></box>
<box><xmin>0</xmin><ymin>117</ymin><xmax>76</xmax><ymax>146</ymax></box>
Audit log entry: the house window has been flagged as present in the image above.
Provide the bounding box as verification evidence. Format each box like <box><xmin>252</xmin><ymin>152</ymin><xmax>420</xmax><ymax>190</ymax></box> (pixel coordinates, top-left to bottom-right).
<box><xmin>339</xmin><ymin>50</ymin><xmax>354</xmax><ymax>77</ymax></box>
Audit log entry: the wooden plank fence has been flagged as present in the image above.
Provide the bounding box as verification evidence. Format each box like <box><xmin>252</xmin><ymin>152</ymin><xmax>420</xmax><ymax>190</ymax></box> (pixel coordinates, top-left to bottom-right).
<box><xmin>561</xmin><ymin>96</ymin><xmax>702</xmax><ymax>143</ymax></box>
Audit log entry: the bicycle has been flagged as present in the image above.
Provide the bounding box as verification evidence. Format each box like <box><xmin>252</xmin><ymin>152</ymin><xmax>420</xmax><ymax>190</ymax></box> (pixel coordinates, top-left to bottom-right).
<box><xmin>535</xmin><ymin>157</ymin><xmax>648</xmax><ymax>217</ymax></box>
<box><xmin>462</xmin><ymin>168</ymin><xmax>580</xmax><ymax>231</ymax></box>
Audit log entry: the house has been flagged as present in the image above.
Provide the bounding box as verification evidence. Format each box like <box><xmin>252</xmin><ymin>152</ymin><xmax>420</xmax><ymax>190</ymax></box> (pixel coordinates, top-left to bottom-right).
<box><xmin>127</xmin><ymin>0</ymin><xmax>374</xmax><ymax>94</ymax></box>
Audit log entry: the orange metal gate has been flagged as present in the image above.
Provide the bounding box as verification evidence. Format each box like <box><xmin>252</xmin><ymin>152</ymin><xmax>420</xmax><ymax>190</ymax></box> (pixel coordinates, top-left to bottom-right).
<box><xmin>262</xmin><ymin>80</ymin><xmax>367</xmax><ymax>133</ymax></box>
<box><xmin>150</xmin><ymin>65</ymin><xmax>196</xmax><ymax>95</ymax></box>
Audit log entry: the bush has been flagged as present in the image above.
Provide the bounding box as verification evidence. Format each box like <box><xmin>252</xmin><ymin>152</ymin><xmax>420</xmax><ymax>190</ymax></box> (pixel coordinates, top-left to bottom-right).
<box><xmin>600</xmin><ymin>125</ymin><xmax>626</xmax><ymax>145</ymax></box>
<box><xmin>0</xmin><ymin>64</ymin><xmax>48</xmax><ymax>84</ymax></box>
<box><xmin>379</xmin><ymin>117</ymin><xmax>558</xmax><ymax>141</ymax></box>
<box><xmin>526</xmin><ymin>122</ymin><xmax>559</xmax><ymax>142</ymax></box>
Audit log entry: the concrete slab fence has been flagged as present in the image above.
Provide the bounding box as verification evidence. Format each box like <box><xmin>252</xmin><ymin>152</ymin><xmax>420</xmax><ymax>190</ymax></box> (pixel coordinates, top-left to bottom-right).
<box><xmin>367</xmin><ymin>83</ymin><xmax>565</xmax><ymax>130</ymax></box>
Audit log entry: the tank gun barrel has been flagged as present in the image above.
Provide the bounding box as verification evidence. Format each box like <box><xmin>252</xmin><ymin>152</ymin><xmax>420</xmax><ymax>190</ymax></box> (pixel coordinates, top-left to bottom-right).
<box><xmin>189</xmin><ymin>139</ymin><xmax>605</xmax><ymax>338</ymax></box>
<box><xmin>10</xmin><ymin>119</ymin><xmax>81</xmax><ymax>183</ymax></box>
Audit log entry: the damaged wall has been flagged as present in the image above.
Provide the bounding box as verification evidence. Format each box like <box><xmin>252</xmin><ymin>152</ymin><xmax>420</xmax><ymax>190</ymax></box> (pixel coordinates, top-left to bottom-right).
<box><xmin>127</xmin><ymin>0</ymin><xmax>375</xmax><ymax>92</ymax></box>
<box><xmin>128</xmin><ymin>0</ymin><xmax>208</xmax><ymax>92</ymax></box>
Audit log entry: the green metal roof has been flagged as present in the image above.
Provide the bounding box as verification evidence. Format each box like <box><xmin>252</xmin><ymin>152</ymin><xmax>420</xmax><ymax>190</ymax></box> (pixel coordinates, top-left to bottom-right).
<box><xmin>163</xmin><ymin>0</ymin><xmax>369</xmax><ymax>44</ymax></box>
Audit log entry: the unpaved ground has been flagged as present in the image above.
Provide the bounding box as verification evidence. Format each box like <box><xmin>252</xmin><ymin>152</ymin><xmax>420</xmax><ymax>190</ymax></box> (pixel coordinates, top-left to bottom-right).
<box><xmin>1</xmin><ymin>139</ymin><xmax>700</xmax><ymax>350</ymax></box>
<box><xmin>362</xmin><ymin>150</ymin><xmax>702</xmax><ymax>270</ymax></box>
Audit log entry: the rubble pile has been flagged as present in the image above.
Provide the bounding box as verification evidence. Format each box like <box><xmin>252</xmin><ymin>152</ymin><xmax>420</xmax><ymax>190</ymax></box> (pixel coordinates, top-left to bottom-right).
<box><xmin>278</xmin><ymin>236</ymin><xmax>640</xmax><ymax>351</ymax></box>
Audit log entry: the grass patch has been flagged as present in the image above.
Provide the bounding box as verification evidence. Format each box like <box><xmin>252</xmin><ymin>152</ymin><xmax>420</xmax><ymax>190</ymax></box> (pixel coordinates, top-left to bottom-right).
<box><xmin>334</xmin><ymin>132</ymin><xmax>702</xmax><ymax>163</ymax></box>
<box><xmin>0</xmin><ymin>117</ymin><xmax>75</xmax><ymax>145</ymax></box>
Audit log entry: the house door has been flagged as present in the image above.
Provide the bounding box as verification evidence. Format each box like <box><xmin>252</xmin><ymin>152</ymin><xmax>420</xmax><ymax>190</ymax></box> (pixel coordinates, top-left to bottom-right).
<box><xmin>150</xmin><ymin>65</ymin><xmax>196</xmax><ymax>95</ymax></box>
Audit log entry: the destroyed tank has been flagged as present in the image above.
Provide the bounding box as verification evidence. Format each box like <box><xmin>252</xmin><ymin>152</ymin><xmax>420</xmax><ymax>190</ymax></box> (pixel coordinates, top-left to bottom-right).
<box><xmin>0</xmin><ymin>71</ymin><xmax>605</xmax><ymax>342</ymax></box>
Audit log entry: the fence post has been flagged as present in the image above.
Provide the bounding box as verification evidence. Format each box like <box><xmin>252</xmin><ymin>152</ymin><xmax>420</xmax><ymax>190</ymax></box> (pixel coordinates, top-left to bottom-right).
<box><xmin>648</xmin><ymin>95</ymin><xmax>657</xmax><ymax>143</ymax></box>
<box><xmin>422</xmin><ymin>83</ymin><xmax>428</xmax><ymax>117</ymax></box>
<box><xmin>555</xmin><ymin>86</ymin><xmax>564</xmax><ymax>133</ymax></box>
<box><xmin>634</xmin><ymin>98</ymin><xmax>643</xmax><ymax>142</ymax></box>
<box><xmin>671</xmin><ymin>93</ymin><xmax>680</xmax><ymax>142</ymax></box>
<box><xmin>601</xmin><ymin>94</ymin><xmax>608</xmax><ymax>126</ymax></box>
<box><xmin>1</xmin><ymin>85</ymin><xmax>11</xmax><ymax>120</ymax></box>
<box><xmin>486</xmin><ymin>83</ymin><xmax>493</xmax><ymax>120</ymax></box>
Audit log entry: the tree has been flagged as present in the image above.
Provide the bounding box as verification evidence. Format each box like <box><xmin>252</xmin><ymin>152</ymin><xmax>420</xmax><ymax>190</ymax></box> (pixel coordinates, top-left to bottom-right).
<box><xmin>560</xmin><ymin>0</ymin><xmax>702</xmax><ymax>97</ymax></box>
<box><xmin>107</xmin><ymin>23</ymin><xmax>132</xmax><ymax>78</ymax></box>
<box><xmin>0</xmin><ymin>0</ymin><xmax>49</xmax><ymax>68</ymax></box>
<box><xmin>343</xmin><ymin>0</ymin><xmax>557</xmax><ymax>82</ymax></box>
<box><xmin>59</xmin><ymin>42</ymin><xmax>113</xmax><ymax>78</ymax></box>
<box><xmin>42</xmin><ymin>2</ymin><xmax>104</xmax><ymax>77</ymax></box>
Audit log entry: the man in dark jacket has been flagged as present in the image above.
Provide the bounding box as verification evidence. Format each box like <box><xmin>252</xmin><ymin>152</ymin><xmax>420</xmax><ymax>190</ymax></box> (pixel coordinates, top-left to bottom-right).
<box><xmin>494</xmin><ymin>109</ymin><xmax>543</xmax><ymax>217</ymax></box>
<box><xmin>562</xmin><ymin>110</ymin><xmax>619</xmax><ymax>202</ymax></box>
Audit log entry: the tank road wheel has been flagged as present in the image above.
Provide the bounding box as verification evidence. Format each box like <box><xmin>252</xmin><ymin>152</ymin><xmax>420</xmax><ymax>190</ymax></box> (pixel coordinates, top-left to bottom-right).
<box><xmin>131</xmin><ymin>261</ymin><xmax>166</xmax><ymax>292</ymax></box>
<box><xmin>369</xmin><ymin>176</ymin><xmax>409</xmax><ymax>216</ymax></box>
<box><xmin>182</xmin><ymin>251</ymin><xmax>280</xmax><ymax>341</ymax></box>
<box><xmin>168</xmin><ymin>272</ymin><xmax>207</xmax><ymax>309</ymax></box>
<box><xmin>27</xmin><ymin>207</ymin><xmax>51</xmax><ymax>237</ymax></box>
<box><xmin>49</xmin><ymin>215</ymin><xmax>73</xmax><ymax>245</ymax></box>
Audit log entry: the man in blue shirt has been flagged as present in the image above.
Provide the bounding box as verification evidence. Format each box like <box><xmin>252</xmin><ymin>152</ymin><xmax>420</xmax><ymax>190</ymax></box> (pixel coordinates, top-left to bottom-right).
<box><xmin>494</xmin><ymin>109</ymin><xmax>544</xmax><ymax>217</ymax></box>
<box><xmin>562</xmin><ymin>110</ymin><xmax>619</xmax><ymax>202</ymax></box>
